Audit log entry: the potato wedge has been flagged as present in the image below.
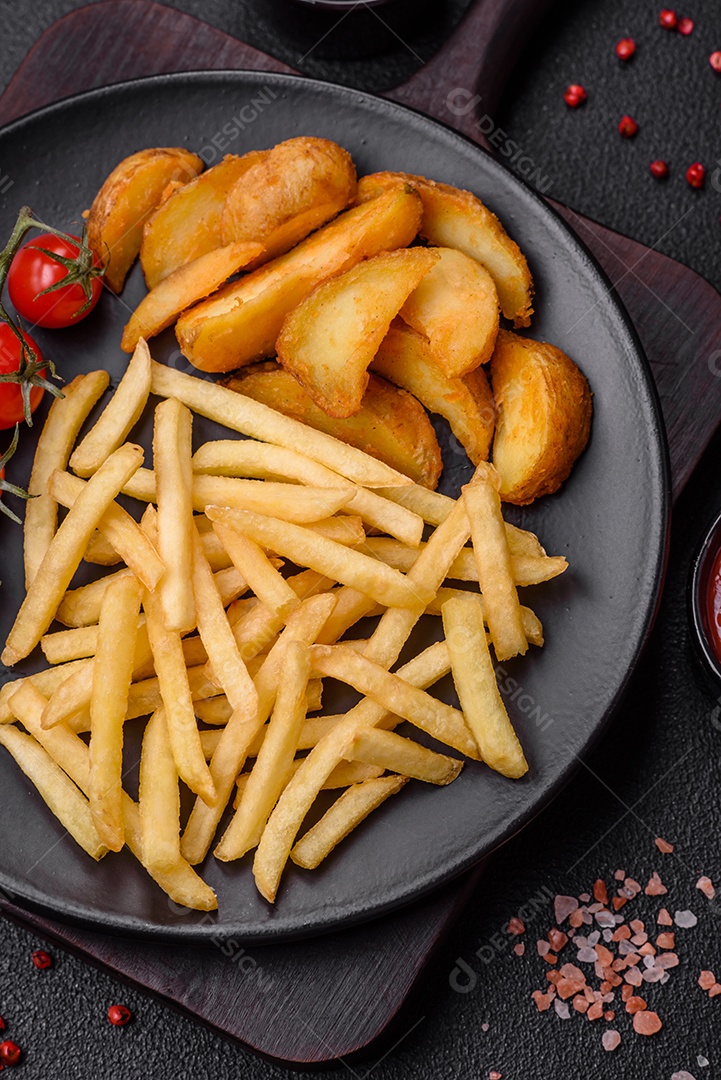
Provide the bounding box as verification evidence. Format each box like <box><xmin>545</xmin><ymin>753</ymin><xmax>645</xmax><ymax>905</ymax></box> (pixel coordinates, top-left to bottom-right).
<box><xmin>490</xmin><ymin>330</ymin><xmax>592</xmax><ymax>504</ymax></box>
<box><xmin>175</xmin><ymin>185</ymin><xmax>423</xmax><ymax>372</ymax></box>
<box><xmin>371</xmin><ymin>320</ymin><xmax>496</xmax><ymax>464</ymax></box>
<box><xmin>220</xmin><ymin>137</ymin><xmax>356</xmax><ymax>263</ymax></box>
<box><xmin>225</xmin><ymin>364</ymin><xmax>442</xmax><ymax>489</ymax></box>
<box><xmin>398</xmin><ymin>247</ymin><xmax>498</xmax><ymax>377</ymax></box>
<box><xmin>121</xmin><ymin>241</ymin><xmax>263</xmax><ymax>352</ymax></box>
<box><xmin>140</xmin><ymin>151</ymin><xmax>266</xmax><ymax>288</ymax></box>
<box><xmin>357</xmin><ymin>171</ymin><xmax>533</xmax><ymax>326</ymax></box>
<box><xmin>277</xmin><ymin>248</ymin><xmax>438</xmax><ymax>418</ymax></box>
<box><xmin>87</xmin><ymin>147</ymin><xmax>203</xmax><ymax>292</ymax></box>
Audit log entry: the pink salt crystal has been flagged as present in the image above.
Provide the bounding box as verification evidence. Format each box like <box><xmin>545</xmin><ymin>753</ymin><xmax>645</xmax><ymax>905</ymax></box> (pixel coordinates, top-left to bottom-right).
<box><xmin>489</xmin><ymin>1072</ymin><xmax>502</xmax><ymax>1080</ymax></box>
<box><xmin>577</xmin><ymin>947</ymin><xmax>598</xmax><ymax>963</ymax></box>
<box><xmin>573</xmin><ymin>995</ymin><xmax>589</xmax><ymax>1014</ymax></box>
<box><xmin>709</xmin><ymin>984</ymin><xmax>721</xmax><ymax>998</ymax></box>
<box><xmin>656</xmin><ymin>932</ymin><xmax>675</xmax><ymax>949</ymax></box>
<box><xmin>554</xmin><ymin>895</ymin><xmax>579</xmax><ymax>924</ymax></box>
<box><xmin>624</xmin><ymin>967</ymin><xmax>643</xmax><ymax>986</ymax></box>
<box><xmin>513</xmin><ymin>944</ymin><xmax>525</xmax><ymax>957</ymax></box>
<box><xmin>603</xmin><ymin>1010</ymin><xmax>615</xmax><ymax>1021</ymax></box>
<box><xmin>614</xmin><ymin>869</ymin><xmax>626</xmax><ymax>880</ymax></box>
<box><xmin>507</xmin><ymin>917</ymin><xmax>525</xmax><ymax>935</ymax></box>
<box><xmin>656</xmin><ymin>952</ymin><xmax>679</xmax><ymax>969</ymax></box>
<box><xmin>537</xmin><ymin>939</ymin><xmax>551</xmax><ymax>957</ymax></box>
<box><xmin>569</xmin><ymin>909</ymin><xmax>585</xmax><ymax>928</ymax></box>
<box><xmin>629</xmin><ymin>919</ymin><xmax>645</xmax><ymax>933</ymax></box>
<box><xmin>481</xmin><ymin>1022</ymin><xmax>490</xmax><ymax>1032</ymax></box>
<box><xmin>602</xmin><ymin>1029</ymin><xmax>621</xmax><ymax>1051</ymax></box>
<box><xmin>602</xmin><ymin>929</ymin><xmax>614</xmax><ymax>943</ymax></box>
<box><xmin>645</xmin><ymin>872</ymin><xmax>667</xmax><ymax>896</ymax></box>
<box><xmin>547</xmin><ymin>929</ymin><xmax>568</xmax><ymax>952</ymax></box>
<box><xmin>698</xmin><ymin>970</ymin><xmax>716</xmax><ymax>990</ymax></box>
<box><xmin>588</xmin><ymin>902</ymin><xmax>603</xmax><ymax>914</ymax></box>
<box><xmin>579</xmin><ymin>893</ymin><xmax>591</xmax><ymax>903</ymax></box>
<box><xmin>671</xmin><ymin>1073</ymin><xmax>696</xmax><ymax>1080</ymax></box>
<box><xmin>657</xmin><ymin>908</ymin><xmax>673</xmax><ymax>926</ymax></box>
<box><xmin>587</xmin><ymin>1001</ymin><xmax>604</xmax><ymax>1021</ymax></box>
<box><xmin>618</xmin><ymin>940</ymin><xmax>636</xmax><ymax>956</ymax></box>
<box><xmin>655</xmin><ymin>837</ymin><xmax>674</xmax><ymax>854</ymax></box>
<box><xmin>638</xmin><ymin>943</ymin><xmax>656</xmax><ymax>957</ymax></box>
<box><xmin>559</xmin><ymin>963</ymin><xmax>585</xmax><ymax>981</ymax></box>
<box><xmin>675</xmin><ymin>910</ymin><xmax>698</xmax><ymax>929</ymax></box>
<box><xmin>697</xmin><ymin>1056</ymin><xmax>709</xmax><ymax>1067</ymax></box>
<box><xmin>624</xmin><ymin>878</ymin><xmax>641</xmax><ymax>895</ymax></box>
<box><xmin>596</xmin><ymin>910</ymin><xmax>616</xmax><ymax>928</ymax></box>
<box><xmin>642</xmin><ymin>968</ymin><xmax>665</xmax><ymax>983</ymax></box>
<box><xmin>531</xmin><ymin>990</ymin><xmax>554</xmax><ymax>1012</ymax></box>
<box><xmin>696</xmin><ymin>876</ymin><xmax>716</xmax><ymax>900</ymax></box>
<box><xmin>554</xmin><ymin>999</ymin><xmax>570</xmax><ymax>1019</ymax></box>
<box><xmin>630</xmin><ymin>933</ymin><xmax>648</xmax><ymax>946</ymax></box>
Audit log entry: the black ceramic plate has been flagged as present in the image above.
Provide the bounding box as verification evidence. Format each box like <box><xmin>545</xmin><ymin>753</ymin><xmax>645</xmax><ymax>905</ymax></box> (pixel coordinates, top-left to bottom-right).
<box><xmin>0</xmin><ymin>72</ymin><xmax>669</xmax><ymax>943</ymax></box>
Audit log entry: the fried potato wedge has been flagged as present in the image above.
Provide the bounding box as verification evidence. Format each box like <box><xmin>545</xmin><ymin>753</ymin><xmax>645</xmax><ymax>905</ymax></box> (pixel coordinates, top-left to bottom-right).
<box><xmin>357</xmin><ymin>172</ymin><xmax>533</xmax><ymax>327</ymax></box>
<box><xmin>121</xmin><ymin>241</ymin><xmax>263</xmax><ymax>352</ymax></box>
<box><xmin>175</xmin><ymin>185</ymin><xmax>423</xmax><ymax>372</ymax></box>
<box><xmin>225</xmin><ymin>364</ymin><xmax>442</xmax><ymax>488</ymax></box>
<box><xmin>490</xmin><ymin>330</ymin><xmax>592</xmax><ymax>504</ymax></box>
<box><xmin>87</xmin><ymin>147</ymin><xmax>203</xmax><ymax>292</ymax></box>
<box><xmin>140</xmin><ymin>151</ymin><xmax>266</xmax><ymax>288</ymax></box>
<box><xmin>371</xmin><ymin>320</ymin><xmax>496</xmax><ymax>464</ymax></box>
<box><xmin>398</xmin><ymin>247</ymin><xmax>498</xmax><ymax>377</ymax></box>
<box><xmin>277</xmin><ymin>248</ymin><xmax>438</xmax><ymax>418</ymax></box>
<box><xmin>220</xmin><ymin>137</ymin><xmax>356</xmax><ymax>263</ymax></box>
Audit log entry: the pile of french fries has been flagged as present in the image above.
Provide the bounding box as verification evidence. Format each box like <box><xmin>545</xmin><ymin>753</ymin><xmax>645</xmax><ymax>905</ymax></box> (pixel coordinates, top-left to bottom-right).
<box><xmin>0</xmin><ymin>339</ymin><xmax>568</xmax><ymax>909</ymax></box>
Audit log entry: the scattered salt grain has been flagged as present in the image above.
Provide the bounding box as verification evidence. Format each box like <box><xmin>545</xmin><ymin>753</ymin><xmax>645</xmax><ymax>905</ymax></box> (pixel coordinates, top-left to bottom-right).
<box><xmin>675</xmin><ymin>910</ymin><xmax>698</xmax><ymax>929</ymax></box>
<box><xmin>697</xmin><ymin>1056</ymin><xmax>709</xmax><ymax>1067</ymax></box>
<box><xmin>554</xmin><ymin>999</ymin><xmax>571</xmax><ymax>1019</ymax></box>
<box><xmin>489</xmin><ymin>1072</ymin><xmax>502</xmax><ymax>1080</ymax></box>
<box><xmin>645</xmin><ymin>872</ymin><xmax>668</xmax><ymax>896</ymax></box>
<box><xmin>696</xmin><ymin>877</ymin><xmax>715</xmax><ymax>900</ymax></box>
<box><xmin>633</xmin><ymin>1009</ymin><xmax>662</xmax><ymax>1035</ymax></box>
<box><xmin>513</xmin><ymin>944</ymin><xmax>525</xmax><ymax>957</ymax></box>
<box><xmin>596</xmin><ymin>910</ymin><xmax>616</xmax><ymax>928</ymax></box>
<box><xmin>658</xmin><ymin>908</ymin><xmax>673</xmax><ymax>926</ymax></box>
<box><xmin>708</xmin><ymin>984</ymin><xmax>721</xmax><ymax>998</ymax></box>
<box><xmin>507</xmin><ymin>917</ymin><xmax>525</xmax><ymax>935</ymax></box>
<box><xmin>577</xmin><ymin>947</ymin><xmax>598</xmax><ymax>963</ymax></box>
<box><xmin>602</xmin><ymin>1029</ymin><xmax>621</xmax><ymax>1051</ymax></box>
<box><xmin>671</xmin><ymin>1073</ymin><xmax>696</xmax><ymax>1080</ymax></box>
<box><xmin>602</xmin><ymin>929</ymin><xmax>614</xmax><ymax>943</ymax></box>
<box><xmin>655</xmin><ymin>837</ymin><xmax>674</xmax><ymax>854</ymax></box>
<box><xmin>698</xmin><ymin>971</ymin><xmax>715</xmax><ymax>990</ymax></box>
<box><xmin>614</xmin><ymin>869</ymin><xmax>626</xmax><ymax>880</ymax></box>
<box><xmin>481</xmin><ymin>1022</ymin><xmax>490</xmax><ymax>1032</ymax></box>
<box><xmin>554</xmin><ymin>895</ymin><xmax>578</xmax><ymax>924</ymax></box>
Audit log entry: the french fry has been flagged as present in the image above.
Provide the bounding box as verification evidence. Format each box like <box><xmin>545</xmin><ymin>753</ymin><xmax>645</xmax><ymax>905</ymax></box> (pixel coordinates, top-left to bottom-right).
<box><xmin>310</xmin><ymin>644</ymin><xmax>479</xmax><ymax>758</ymax></box>
<box><xmin>24</xmin><ymin>371</ymin><xmax>110</xmax><ymax>586</ymax></box>
<box><xmin>70</xmin><ymin>340</ymin><xmax>151</xmax><ymax>477</ymax></box>
<box><xmin>234</xmin><ymin>760</ymin><xmax>384</xmax><ymax>807</ymax></box>
<box><xmin>291</xmin><ymin>775</ymin><xmax>407</xmax><ymax>869</ymax></box>
<box><xmin>218</xmin><ymin>641</ymin><xmax>310</xmax><ymax>864</ymax></box>
<box><xmin>205</xmin><ymin>506</ymin><xmax>430</xmax><ymax>612</ymax></box>
<box><xmin>0</xmin><ymin>659</ymin><xmax>90</xmax><ymax>724</ymax></box>
<box><xmin>181</xmin><ymin>593</ymin><xmax>335</xmax><ymax>865</ymax></box>
<box><xmin>49</xmin><ymin>469</ymin><xmax>165</xmax><ymax>590</ymax></box>
<box><xmin>41</xmin><ymin>626</ymin><xmax>100</xmax><ymax>664</ymax></box>
<box><xmin>314</xmin><ymin>586</ymin><xmax>380</xmax><ymax>645</ymax></box>
<box><xmin>83</xmin><ymin>529</ymin><xmax>123</xmax><ymax>565</ymax></box>
<box><xmin>121</xmin><ymin>241</ymin><xmax>264</xmax><ymax>352</ymax></box>
<box><xmin>2</xmin><ymin>443</ymin><xmax>144</xmax><ymax>666</ymax></box>
<box><xmin>347</xmin><ymin>728</ymin><xmax>462</xmax><ymax>785</ymax></box>
<box><xmin>363</xmin><ymin>537</ymin><xmax>566</xmax><ymax>587</ymax></box>
<box><xmin>196</xmin><ymin>676</ymin><xmax>323</xmax><ymax>729</ymax></box>
<box><xmin>139</xmin><ymin>708</ymin><xmax>181</xmax><ymax>874</ymax></box>
<box><xmin>252</xmin><ymin>639</ymin><xmax>452</xmax><ymax>901</ymax></box>
<box><xmin>150</xmin><ymin>361</ymin><xmax>412</xmax><ymax>488</ymax></box>
<box><xmin>427</xmin><ymin>586</ymin><xmax>544</xmax><ymax>647</ymax></box>
<box><xmin>442</xmin><ymin>594</ymin><xmax>527</xmax><ymax>778</ymax></box>
<box><xmin>463</xmin><ymin>469</ymin><xmax>528</xmax><ymax>661</ymax></box>
<box><xmin>0</xmin><ymin>724</ymin><xmax>107</xmax><ymax>859</ymax></box>
<box><xmin>143</xmin><ymin>584</ymin><xmax>215</xmax><ymax>805</ymax></box>
<box><xmin>88</xmin><ymin>574</ymin><xmax>142</xmax><ymax>851</ymax></box>
<box><xmin>212</xmin><ymin>521</ymin><xmax>301</xmax><ymax>621</ymax></box>
<box><xmin>190</xmin><ymin>527</ymin><xmax>257</xmax><ymax>716</ymax></box>
<box><xmin>8</xmin><ymin>684</ymin><xmax>216</xmax><ymax>910</ymax></box>
<box><xmin>192</xmin><ymin>439</ymin><xmax>422</xmax><ymax>546</ymax></box>
<box><xmin>154</xmin><ymin>398</ymin><xmax>196</xmax><ymax>633</ymax></box>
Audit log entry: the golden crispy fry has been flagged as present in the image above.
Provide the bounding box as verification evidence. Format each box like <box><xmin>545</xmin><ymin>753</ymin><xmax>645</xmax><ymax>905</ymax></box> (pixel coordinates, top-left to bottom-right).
<box><xmin>121</xmin><ymin>241</ymin><xmax>263</xmax><ymax>351</ymax></box>
<box><xmin>363</xmin><ymin>536</ymin><xmax>566</xmax><ymax>587</ymax></box>
<box><xmin>139</xmin><ymin>708</ymin><xmax>181</xmax><ymax>874</ymax></box>
<box><xmin>310</xmin><ymin>644</ymin><xmax>479</xmax><ymax>758</ymax></box>
<box><xmin>89</xmin><ymin>574</ymin><xmax>142</xmax><ymax>851</ymax></box>
<box><xmin>175</xmin><ymin>186</ymin><xmax>423</xmax><ymax>372</ymax></box>
<box><xmin>277</xmin><ymin>248</ymin><xmax>438</xmax><ymax>418</ymax></box>
<box><xmin>314</xmin><ymin>586</ymin><xmax>379</xmax><ymax>645</ymax></box>
<box><xmin>427</xmin><ymin>586</ymin><xmax>544</xmax><ymax>647</ymax></box>
<box><xmin>190</xmin><ymin>527</ymin><xmax>258</xmax><ymax>716</ymax></box>
<box><xmin>49</xmin><ymin>469</ymin><xmax>165</xmax><ymax>590</ymax></box>
<box><xmin>143</xmin><ymin>584</ymin><xmax>215</xmax><ymax>804</ymax></box>
<box><xmin>234</xmin><ymin>760</ymin><xmax>384</xmax><ymax>807</ymax></box>
<box><xmin>226</xmin><ymin>365</ymin><xmax>441</xmax><ymax>491</ymax></box>
<box><xmin>140</xmin><ymin>151</ymin><xmax>266</xmax><ymax>287</ymax></box>
<box><xmin>356</xmin><ymin>172</ymin><xmax>533</xmax><ymax>326</ymax></box>
<box><xmin>399</xmin><ymin>247</ymin><xmax>499</xmax><ymax>377</ymax></box>
<box><xmin>371</xmin><ymin>320</ymin><xmax>496</xmax><ymax>464</ymax></box>
<box><xmin>442</xmin><ymin>593</ymin><xmax>527</xmax><ymax>778</ymax></box>
<box><xmin>0</xmin><ymin>660</ymin><xmax>89</xmax><ymax>725</ymax></box>
<box><xmin>348</xmin><ymin>728</ymin><xmax>462</xmax><ymax>785</ymax></box>
<box><xmin>220</xmin><ymin>137</ymin><xmax>356</xmax><ymax>262</ymax></box>
<box><xmin>24</xmin><ymin>371</ymin><xmax>109</xmax><ymax>586</ymax></box>
<box><xmin>150</xmin><ymin>360</ymin><xmax>412</xmax><ymax>488</ymax></box>
<box><xmin>0</xmin><ymin>724</ymin><xmax>107</xmax><ymax>859</ymax></box>
<box><xmin>70</xmin><ymin>340</ymin><xmax>151</xmax><ymax>477</ymax></box>
<box><xmin>490</xmin><ymin>330</ymin><xmax>592</xmax><ymax>504</ymax></box>
<box><xmin>217</xmin><ymin>641</ymin><xmax>310</xmax><ymax>863</ymax></box>
<box><xmin>87</xmin><ymin>147</ymin><xmax>203</xmax><ymax>292</ymax></box>
<box><xmin>197</xmin><ymin>678</ymin><xmax>323</xmax><ymax>735</ymax></box>
<box><xmin>41</xmin><ymin>626</ymin><xmax>100</xmax><ymax>664</ymax></box>
<box><xmin>212</xmin><ymin>521</ymin><xmax>300</xmax><ymax>621</ymax></box>
<box><xmin>205</xmin><ymin>505</ymin><xmax>431</xmax><ymax>611</ymax></box>
<box><xmin>181</xmin><ymin>594</ymin><xmax>335</xmax><ymax>865</ymax></box>
<box><xmin>252</xmin><ymin>639</ymin><xmax>451</xmax><ymax>901</ymax></box>
<box><xmin>291</xmin><ymin>775</ymin><xmax>407</xmax><ymax>869</ymax></box>
<box><xmin>154</xmin><ymin>398</ymin><xmax>196</xmax><ymax>632</ymax></box>
<box><xmin>463</xmin><ymin>467</ymin><xmax>528</xmax><ymax>661</ymax></box>
<box><xmin>83</xmin><ymin>529</ymin><xmax>123</xmax><ymax>565</ymax></box>
<box><xmin>2</xmin><ymin>443</ymin><xmax>144</xmax><ymax>666</ymax></box>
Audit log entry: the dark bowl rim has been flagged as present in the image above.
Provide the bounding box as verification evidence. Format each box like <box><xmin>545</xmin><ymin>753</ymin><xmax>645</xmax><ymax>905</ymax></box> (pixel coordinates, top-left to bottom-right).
<box><xmin>689</xmin><ymin>505</ymin><xmax>721</xmax><ymax>685</ymax></box>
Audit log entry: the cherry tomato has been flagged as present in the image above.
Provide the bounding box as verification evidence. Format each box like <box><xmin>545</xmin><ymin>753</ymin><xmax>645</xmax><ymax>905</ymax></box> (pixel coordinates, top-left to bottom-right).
<box><xmin>7</xmin><ymin>233</ymin><xmax>103</xmax><ymax>328</ymax></box>
<box><xmin>0</xmin><ymin>324</ymin><xmax>45</xmax><ymax>429</ymax></box>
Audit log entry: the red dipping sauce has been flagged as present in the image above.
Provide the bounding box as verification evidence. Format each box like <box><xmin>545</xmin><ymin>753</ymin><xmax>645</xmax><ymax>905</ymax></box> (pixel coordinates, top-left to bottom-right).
<box><xmin>705</xmin><ymin>544</ymin><xmax>721</xmax><ymax>666</ymax></box>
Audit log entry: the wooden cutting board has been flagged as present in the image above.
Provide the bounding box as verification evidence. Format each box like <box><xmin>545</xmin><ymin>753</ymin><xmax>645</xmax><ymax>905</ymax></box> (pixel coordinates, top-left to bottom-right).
<box><xmin>0</xmin><ymin>0</ymin><xmax>719</xmax><ymax>1066</ymax></box>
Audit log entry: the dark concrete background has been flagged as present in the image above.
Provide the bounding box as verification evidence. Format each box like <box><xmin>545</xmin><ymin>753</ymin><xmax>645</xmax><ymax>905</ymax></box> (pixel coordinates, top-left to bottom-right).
<box><xmin>1</xmin><ymin>1</ymin><xmax>721</xmax><ymax>1077</ymax></box>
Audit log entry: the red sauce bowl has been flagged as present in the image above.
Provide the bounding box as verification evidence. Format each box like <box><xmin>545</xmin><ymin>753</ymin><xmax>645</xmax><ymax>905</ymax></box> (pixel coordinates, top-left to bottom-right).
<box><xmin>690</xmin><ymin>507</ymin><xmax>721</xmax><ymax>687</ymax></box>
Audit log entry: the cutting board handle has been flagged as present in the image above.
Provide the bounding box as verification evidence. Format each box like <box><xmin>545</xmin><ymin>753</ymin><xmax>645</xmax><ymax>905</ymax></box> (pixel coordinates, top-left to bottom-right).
<box><xmin>386</xmin><ymin>0</ymin><xmax>557</xmax><ymax>147</ymax></box>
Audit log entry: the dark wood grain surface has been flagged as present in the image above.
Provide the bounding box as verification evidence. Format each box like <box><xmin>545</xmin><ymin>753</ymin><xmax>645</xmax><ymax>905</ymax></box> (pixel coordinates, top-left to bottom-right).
<box><xmin>0</xmin><ymin>0</ymin><xmax>719</xmax><ymax>1066</ymax></box>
